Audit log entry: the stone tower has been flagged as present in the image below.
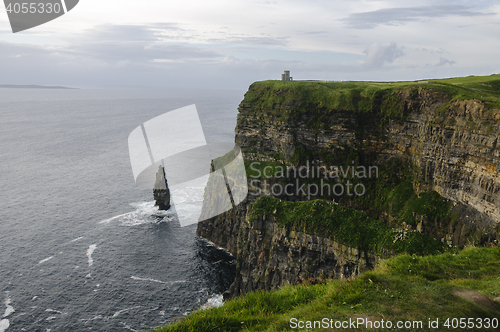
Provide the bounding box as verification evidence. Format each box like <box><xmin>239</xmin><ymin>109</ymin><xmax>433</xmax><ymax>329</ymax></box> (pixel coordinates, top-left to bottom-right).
<box><xmin>281</xmin><ymin>70</ymin><xmax>292</xmax><ymax>81</ymax></box>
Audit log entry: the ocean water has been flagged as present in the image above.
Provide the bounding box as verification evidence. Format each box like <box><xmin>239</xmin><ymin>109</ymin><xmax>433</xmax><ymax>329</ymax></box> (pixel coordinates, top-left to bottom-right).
<box><xmin>0</xmin><ymin>87</ymin><xmax>245</xmax><ymax>331</ymax></box>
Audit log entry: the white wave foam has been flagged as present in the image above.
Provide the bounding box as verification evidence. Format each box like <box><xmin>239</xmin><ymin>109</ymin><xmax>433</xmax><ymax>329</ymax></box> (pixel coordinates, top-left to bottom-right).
<box><xmin>38</xmin><ymin>256</ymin><xmax>53</xmax><ymax>265</ymax></box>
<box><xmin>119</xmin><ymin>322</ymin><xmax>139</xmax><ymax>332</ymax></box>
<box><xmin>200</xmin><ymin>238</ymin><xmax>234</xmax><ymax>256</ymax></box>
<box><xmin>112</xmin><ymin>306</ymin><xmax>141</xmax><ymax>318</ymax></box>
<box><xmin>79</xmin><ymin>315</ymin><xmax>102</xmax><ymax>323</ymax></box>
<box><xmin>0</xmin><ymin>319</ymin><xmax>9</xmax><ymax>332</ymax></box>
<box><xmin>130</xmin><ymin>276</ymin><xmax>186</xmax><ymax>285</ymax></box>
<box><xmin>132</xmin><ymin>201</ymin><xmax>173</xmax><ymax>218</ymax></box>
<box><xmin>141</xmin><ymin>306</ymin><xmax>159</xmax><ymax>314</ymax></box>
<box><xmin>99</xmin><ymin>202</ymin><xmax>175</xmax><ymax>227</ymax></box>
<box><xmin>128</xmin><ymin>201</ymin><xmax>148</xmax><ymax>208</ymax></box>
<box><xmin>99</xmin><ymin>212</ymin><xmax>132</xmax><ymax>224</ymax></box>
<box><xmin>0</xmin><ymin>293</ymin><xmax>13</xmax><ymax>332</ymax></box>
<box><xmin>59</xmin><ymin>236</ymin><xmax>85</xmax><ymax>247</ymax></box>
<box><xmin>98</xmin><ymin>181</ymin><xmax>207</xmax><ymax>228</ymax></box>
<box><xmin>200</xmin><ymin>294</ymin><xmax>224</xmax><ymax>310</ymax></box>
<box><xmin>2</xmin><ymin>294</ymin><xmax>14</xmax><ymax>319</ymax></box>
<box><xmin>45</xmin><ymin>309</ymin><xmax>63</xmax><ymax>315</ymax></box>
<box><xmin>171</xmin><ymin>185</ymin><xmax>206</xmax><ymax>203</ymax></box>
<box><xmin>87</xmin><ymin>245</ymin><xmax>97</xmax><ymax>267</ymax></box>
<box><xmin>100</xmin><ymin>179</ymin><xmax>207</xmax><ymax>227</ymax></box>
<box><xmin>169</xmin><ymin>175</ymin><xmax>208</xmax><ymax>226</ymax></box>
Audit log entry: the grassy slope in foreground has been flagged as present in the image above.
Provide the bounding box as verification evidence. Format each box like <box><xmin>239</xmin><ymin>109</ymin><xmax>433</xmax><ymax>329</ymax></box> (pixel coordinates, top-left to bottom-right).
<box><xmin>152</xmin><ymin>247</ymin><xmax>499</xmax><ymax>332</ymax></box>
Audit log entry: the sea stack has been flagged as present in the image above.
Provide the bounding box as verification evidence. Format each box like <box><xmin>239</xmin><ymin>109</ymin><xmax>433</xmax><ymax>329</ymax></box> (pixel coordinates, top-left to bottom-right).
<box><xmin>153</xmin><ymin>165</ymin><xmax>171</xmax><ymax>210</ymax></box>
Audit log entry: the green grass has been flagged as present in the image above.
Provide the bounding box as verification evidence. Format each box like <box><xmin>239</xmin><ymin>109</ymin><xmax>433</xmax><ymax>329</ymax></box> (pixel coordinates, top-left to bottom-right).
<box><xmin>241</xmin><ymin>81</ymin><xmax>407</xmax><ymax>125</ymax></box>
<box><xmin>240</xmin><ymin>74</ymin><xmax>500</xmax><ymax>119</ymax></box>
<box><xmin>246</xmin><ymin>149</ymin><xmax>456</xmax><ymax>231</ymax></box>
<box><xmin>250</xmin><ymin>196</ymin><xmax>445</xmax><ymax>256</ymax></box>
<box><xmin>376</xmin><ymin>179</ymin><xmax>454</xmax><ymax>227</ymax></box>
<box><xmin>150</xmin><ymin>247</ymin><xmax>500</xmax><ymax>332</ymax></box>
<box><xmin>244</xmin><ymin>160</ymin><xmax>287</xmax><ymax>179</ymax></box>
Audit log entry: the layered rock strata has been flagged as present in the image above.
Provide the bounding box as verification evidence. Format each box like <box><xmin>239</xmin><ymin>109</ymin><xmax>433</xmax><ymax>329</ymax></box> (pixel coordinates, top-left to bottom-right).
<box><xmin>197</xmin><ymin>82</ymin><xmax>500</xmax><ymax>298</ymax></box>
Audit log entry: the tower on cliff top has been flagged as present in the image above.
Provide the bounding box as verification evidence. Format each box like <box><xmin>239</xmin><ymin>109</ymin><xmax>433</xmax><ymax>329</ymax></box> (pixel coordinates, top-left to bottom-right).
<box><xmin>281</xmin><ymin>70</ymin><xmax>293</xmax><ymax>81</ymax></box>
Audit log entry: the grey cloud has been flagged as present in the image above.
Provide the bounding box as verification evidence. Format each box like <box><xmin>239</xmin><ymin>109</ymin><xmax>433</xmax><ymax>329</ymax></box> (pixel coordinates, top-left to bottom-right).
<box><xmin>298</xmin><ymin>30</ymin><xmax>328</xmax><ymax>35</ymax></box>
<box><xmin>436</xmin><ymin>57</ymin><xmax>456</xmax><ymax>66</ymax></box>
<box><xmin>342</xmin><ymin>5</ymin><xmax>494</xmax><ymax>29</ymax></box>
<box><xmin>0</xmin><ymin>39</ymin><xmax>223</xmax><ymax>87</ymax></box>
<box><xmin>207</xmin><ymin>35</ymin><xmax>289</xmax><ymax>47</ymax></box>
<box><xmin>234</xmin><ymin>36</ymin><xmax>288</xmax><ymax>46</ymax></box>
<box><xmin>150</xmin><ymin>22</ymin><xmax>186</xmax><ymax>30</ymax></box>
<box><xmin>0</xmin><ymin>41</ymin><xmax>54</xmax><ymax>59</ymax></box>
<box><xmin>72</xmin><ymin>42</ymin><xmax>221</xmax><ymax>62</ymax></box>
<box><xmin>0</xmin><ymin>23</ymin><xmax>293</xmax><ymax>89</ymax></box>
<box><xmin>252</xmin><ymin>1</ymin><xmax>278</xmax><ymax>4</ymax></box>
<box><xmin>0</xmin><ymin>41</ymin><xmax>81</xmax><ymax>85</ymax></box>
<box><xmin>145</xmin><ymin>44</ymin><xmax>221</xmax><ymax>59</ymax></box>
<box><xmin>0</xmin><ymin>39</ymin><xmax>464</xmax><ymax>90</ymax></box>
<box><xmin>66</xmin><ymin>24</ymin><xmax>221</xmax><ymax>62</ymax></box>
<box><xmin>363</xmin><ymin>42</ymin><xmax>404</xmax><ymax>68</ymax></box>
<box><xmin>77</xmin><ymin>24</ymin><xmax>165</xmax><ymax>42</ymax></box>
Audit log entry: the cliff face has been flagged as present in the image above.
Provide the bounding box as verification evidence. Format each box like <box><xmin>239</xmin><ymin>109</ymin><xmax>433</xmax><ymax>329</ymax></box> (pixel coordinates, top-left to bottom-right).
<box><xmin>229</xmin><ymin>209</ymin><xmax>377</xmax><ymax>298</ymax></box>
<box><xmin>197</xmin><ymin>79</ymin><xmax>500</xmax><ymax>298</ymax></box>
<box><xmin>387</xmin><ymin>90</ymin><xmax>500</xmax><ymax>224</ymax></box>
<box><xmin>236</xmin><ymin>85</ymin><xmax>499</xmax><ymax>226</ymax></box>
<box><xmin>197</xmin><ymin>199</ymin><xmax>377</xmax><ymax>298</ymax></box>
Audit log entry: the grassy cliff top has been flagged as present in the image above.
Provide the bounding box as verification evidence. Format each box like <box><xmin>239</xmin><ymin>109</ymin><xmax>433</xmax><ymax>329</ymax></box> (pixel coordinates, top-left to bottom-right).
<box><xmin>242</xmin><ymin>73</ymin><xmax>500</xmax><ymax>112</ymax></box>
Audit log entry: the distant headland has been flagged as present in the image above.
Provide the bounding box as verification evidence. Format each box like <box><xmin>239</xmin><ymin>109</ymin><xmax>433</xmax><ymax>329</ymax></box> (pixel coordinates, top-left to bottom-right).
<box><xmin>0</xmin><ymin>84</ymin><xmax>75</xmax><ymax>89</ymax></box>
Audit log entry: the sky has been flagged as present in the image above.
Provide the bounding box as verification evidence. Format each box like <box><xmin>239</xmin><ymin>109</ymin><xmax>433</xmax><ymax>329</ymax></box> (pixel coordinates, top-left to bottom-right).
<box><xmin>0</xmin><ymin>0</ymin><xmax>499</xmax><ymax>89</ymax></box>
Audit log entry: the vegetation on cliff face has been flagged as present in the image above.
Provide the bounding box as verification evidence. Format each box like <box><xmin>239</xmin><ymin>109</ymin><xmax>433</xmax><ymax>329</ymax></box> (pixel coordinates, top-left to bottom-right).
<box><xmin>244</xmin><ymin>154</ymin><xmax>464</xmax><ymax>245</ymax></box>
<box><xmin>238</xmin><ymin>74</ymin><xmax>500</xmax><ymax>246</ymax></box>
<box><xmin>151</xmin><ymin>247</ymin><xmax>500</xmax><ymax>332</ymax></box>
<box><xmin>250</xmin><ymin>196</ymin><xmax>445</xmax><ymax>256</ymax></box>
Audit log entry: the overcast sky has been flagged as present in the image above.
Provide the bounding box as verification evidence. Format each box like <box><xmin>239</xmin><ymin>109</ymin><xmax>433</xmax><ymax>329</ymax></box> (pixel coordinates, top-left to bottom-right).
<box><xmin>0</xmin><ymin>0</ymin><xmax>499</xmax><ymax>89</ymax></box>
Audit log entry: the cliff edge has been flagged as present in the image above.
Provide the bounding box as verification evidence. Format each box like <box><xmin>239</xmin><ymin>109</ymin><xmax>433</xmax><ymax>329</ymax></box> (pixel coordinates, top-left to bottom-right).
<box><xmin>197</xmin><ymin>75</ymin><xmax>500</xmax><ymax>298</ymax></box>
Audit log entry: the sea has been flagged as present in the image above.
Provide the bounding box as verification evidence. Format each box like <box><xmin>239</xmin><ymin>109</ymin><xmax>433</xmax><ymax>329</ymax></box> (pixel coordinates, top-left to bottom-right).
<box><xmin>0</xmin><ymin>87</ymin><xmax>246</xmax><ymax>331</ymax></box>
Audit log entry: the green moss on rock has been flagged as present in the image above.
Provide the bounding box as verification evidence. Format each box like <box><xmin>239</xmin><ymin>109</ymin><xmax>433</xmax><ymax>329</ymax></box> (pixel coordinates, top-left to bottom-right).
<box><xmin>250</xmin><ymin>196</ymin><xmax>445</xmax><ymax>256</ymax></box>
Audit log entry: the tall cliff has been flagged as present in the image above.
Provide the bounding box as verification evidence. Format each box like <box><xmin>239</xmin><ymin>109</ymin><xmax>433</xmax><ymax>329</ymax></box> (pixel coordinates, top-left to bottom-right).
<box><xmin>197</xmin><ymin>76</ymin><xmax>500</xmax><ymax>298</ymax></box>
